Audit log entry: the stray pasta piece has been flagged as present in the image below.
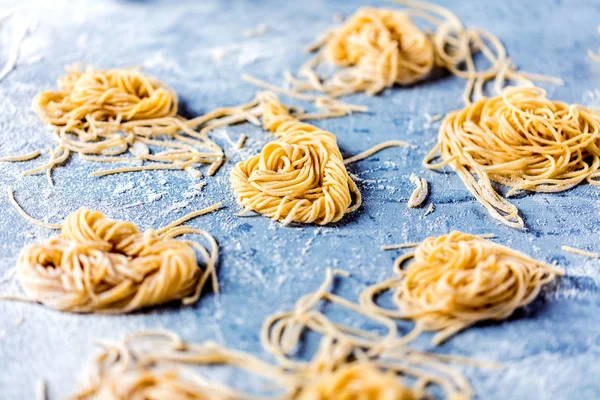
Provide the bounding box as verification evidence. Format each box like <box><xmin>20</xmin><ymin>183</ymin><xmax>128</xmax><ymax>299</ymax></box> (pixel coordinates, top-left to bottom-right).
<box><xmin>407</xmin><ymin>173</ymin><xmax>428</xmax><ymax>208</ymax></box>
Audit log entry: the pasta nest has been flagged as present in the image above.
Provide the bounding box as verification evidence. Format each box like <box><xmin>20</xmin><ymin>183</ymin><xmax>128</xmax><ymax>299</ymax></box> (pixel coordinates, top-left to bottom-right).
<box><xmin>86</xmin><ymin>370</ymin><xmax>211</xmax><ymax>400</ymax></box>
<box><xmin>297</xmin><ymin>363</ymin><xmax>415</xmax><ymax>400</ymax></box>
<box><xmin>230</xmin><ymin>94</ymin><xmax>360</xmax><ymax>225</ymax></box>
<box><xmin>325</xmin><ymin>7</ymin><xmax>434</xmax><ymax>92</ymax></box>
<box><xmin>34</xmin><ymin>65</ymin><xmax>177</xmax><ymax>136</ymax></box>
<box><xmin>426</xmin><ymin>87</ymin><xmax>600</xmax><ymax>228</ymax></box>
<box><xmin>394</xmin><ymin>232</ymin><xmax>562</xmax><ymax>344</ymax></box>
<box><xmin>72</xmin><ymin>331</ymin><xmax>298</xmax><ymax>400</ymax></box>
<box><xmin>17</xmin><ymin>209</ymin><xmax>205</xmax><ymax>313</ymax></box>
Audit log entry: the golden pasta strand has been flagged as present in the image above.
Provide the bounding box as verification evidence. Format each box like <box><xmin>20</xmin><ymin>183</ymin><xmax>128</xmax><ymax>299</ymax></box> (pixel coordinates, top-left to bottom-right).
<box><xmin>0</xmin><ymin>150</ymin><xmax>41</xmax><ymax>162</ymax></box>
<box><xmin>561</xmin><ymin>245</ymin><xmax>599</xmax><ymax>259</ymax></box>
<box><xmin>407</xmin><ymin>173</ymin><xmax>428</xmax><ymax>208</ymax></box>
<box><xmin>235</xmin><ymin>133</ymin><xmax>247</xmax><ymax>149</ymax></box>
<box><xmin>343</xmin><ymin>140</ymin><xmax>410</xmax><ymax>165</ymax></box>
<box><xmin>7</xmin><ymin>187</ymin><xmax>62</xmax><ymax>229</ymax></box>
<box><xmin>424</xmin><ymin>202</ymin><xmax>434</xmax><ymax>215</ymax></box>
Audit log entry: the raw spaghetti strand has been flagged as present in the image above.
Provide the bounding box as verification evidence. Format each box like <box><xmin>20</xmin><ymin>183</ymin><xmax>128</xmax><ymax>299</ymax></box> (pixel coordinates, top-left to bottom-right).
<box><xmin>343</xmin><ymin>140</ymin><xmax>410</xmax><ymax>165</ymax></box>
<box><xmin>0</xmin><ymin>150</ymin><xmax>41</xmax><ymax>162</ymax></box>
<box><xmin>407</xmin><ymin>173</ymin><xmax>428</xmax><ymax>208</ymax></box>
<box><xmin>561</xmin><ymin>245</ymin><xmax>599</xmax><ymax>259</ymax></box>
<box><xmin>71</xmin><ymin>330</ymin><xmax>299</xmax><ymax>400</ymax></box>
<box><xmin>1</xmin><ymin>203</ymin><xmax>222</xmax><ymax>313</ymax></box>
<box><xmin>360</xmin><ymin>231</ymin><xmax>563</xmax><ymax>345</ymax></box>
<box><xmin>7</xmin><ymin>187</ymin><xmax>62</xmax><ymax>229</ymax></box>
<box><xmin>424</xmin><ymin>87</ymin><xmax>600</xmax><ymax>228</ymax></box>
<box><xmin>29</xmin><ymin>64</ymin><xmax>264</xmax><ymax>180</ymax></box>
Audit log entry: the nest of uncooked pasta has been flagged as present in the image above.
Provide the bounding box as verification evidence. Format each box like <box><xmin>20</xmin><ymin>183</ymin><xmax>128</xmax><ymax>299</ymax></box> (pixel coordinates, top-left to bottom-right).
<box><xmin>60</xmin><ymin>230</ymin><xmax>563</xmax><ymax>400</ymax></box>
<box><xmin>244</xmin><ymin>0</ymin><xmax>562</xmax><ymax>109</ymax></box>
<box><xmin>362</xmin><ymin>231</ymin><xmax>563</xmax><ymax>344</ymax></box>
<box><xmin>230</xmin><ymin>92</ymin><xmax>409</xmax><ymax>226</ymax></box>
<box><xmin>26</xmin><ymin>64</ymin><xmax>264</xmax><ymax>183</ymax></box>
<box><xmin>2</xmin><ymin>201</ymin><xmax>221</xmax><ymax>314</ymax></box>
<box><xmin>424</xmin><ymin>87</ymin><xmax>600</xmax><ymax>228</ymax></box>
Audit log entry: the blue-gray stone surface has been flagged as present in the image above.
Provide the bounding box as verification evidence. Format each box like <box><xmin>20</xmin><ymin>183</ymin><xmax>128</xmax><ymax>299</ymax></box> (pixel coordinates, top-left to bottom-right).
<box><xmin>0</xmin><ymin>0</ymin><xmax>599</xmax><ymax>399</ymax></box>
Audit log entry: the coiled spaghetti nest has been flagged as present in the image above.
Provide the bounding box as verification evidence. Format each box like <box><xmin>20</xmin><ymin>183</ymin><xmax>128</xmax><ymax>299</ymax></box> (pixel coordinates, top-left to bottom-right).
<box><xmin>30</xmin><ymin>65</ymin><xmax>262</xmax><ymax>180</ymax></box>
<box><xmin>230</xmin><ymin>93</ymin><xmax>360</xmax><ymax>225</ymax></box>
<box><xmin>263</xmin><ymin>1</ymin><xmax>562</xmax><ymax>106</ymax></box>
<box><xmin>72</xmin><ymin>330</ymin><xmax>298</xmax><ymax>400</ymax></box>
<box><xmin>323</xmin><ymin>7</ymin><xmax>435</xmax><ymax>93</ymax></box>
<box><xmin>35</xmin><ymin>65</ymin><xmax>178</xmax><ymax>133</ymax></box>
<box><xmin>425</xmin><ymin>87</ymin><xmax>600</xmax><ymax>228</ymax></box>
<box><xmin>297</xmin><ymin>362</ymin><xmax>415</xmax><ymax>400</ymax></box>
<box><xmin>362</xmin><ymin>232</ymin><xmax>563</xmax><ymax>345</ymax></box>
<box><xmin>16</xmin><ymin>208</ymin><xmax>216</xmax><ymax>313</ymax></box>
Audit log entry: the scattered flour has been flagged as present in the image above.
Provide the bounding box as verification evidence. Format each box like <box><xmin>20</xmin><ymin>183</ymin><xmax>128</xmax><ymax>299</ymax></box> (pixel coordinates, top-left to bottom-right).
<box><xmin>161</xmin><ymin>200</ymin><xmax>191</xmax><ymax>216</ymax></box>
<box><xmin>113</xmin><ymin>181</ymin><xmax>135</xmax><ymax>194</ymax></box>
<box><xmin>243</xmin><ymin>23</ymin><xmax>268</xmax><ymax>38</ymax></box>
<box><xmin>142</xmin><ymin>49</ymin><xmax>183</xmax><ymax>75</ymax></box>
<box><xmin>146</xmin><ymin>191</ymin><xmax>165</xmax><ymax>203</ymax></box>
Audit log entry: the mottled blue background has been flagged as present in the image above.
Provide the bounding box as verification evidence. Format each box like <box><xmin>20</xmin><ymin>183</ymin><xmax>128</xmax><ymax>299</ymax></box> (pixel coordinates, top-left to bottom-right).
<box><xmin>0</xmin><ymin>0</ymin><xmax>599</xmax><ymax>398</ymax></box>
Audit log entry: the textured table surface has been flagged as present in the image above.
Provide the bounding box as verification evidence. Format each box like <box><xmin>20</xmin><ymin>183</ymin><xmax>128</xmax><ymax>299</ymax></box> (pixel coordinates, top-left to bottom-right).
<box><xmin>1</xmin><ymin>0</ymin><xmax>600</xmax><ymax>399</ymax></box>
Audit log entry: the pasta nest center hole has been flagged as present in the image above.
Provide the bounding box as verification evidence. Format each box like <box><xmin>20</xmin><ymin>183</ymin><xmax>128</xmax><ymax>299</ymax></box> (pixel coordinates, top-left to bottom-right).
<box><xmin>248</xmin><ymin>139</ymin><xmax>326</xmax><ymax>194</ymax></box>
<box><xmin>16</xmin><ymin>209</ymin><xmax>203</xmax><ymax>313</ymax></box>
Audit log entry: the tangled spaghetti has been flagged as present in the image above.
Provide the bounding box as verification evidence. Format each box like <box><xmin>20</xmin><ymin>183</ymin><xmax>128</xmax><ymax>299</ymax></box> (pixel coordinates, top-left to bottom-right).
<box><xmin>247</xmin><ymin>1</ymin><xmax>561</xmax><ymax>106</ymax></box>
<box><xmin>2</xmin><ymin>204</ymin><xmax>220</xmax><ymax>313</ymax></box>
<box><xmin>361</xmin><ymin>232</ymin><xmax>563</xmax><ymax>345</ymax></box>
<box><xmin>231</xmin><ymin>93</ymin><xmax>408</xmax><ymax>225</ymax></box>
<box><xmin>30</xmin><ymin>64</ymin><xmax>263</xmax><ymax>183</ymax></box>
<box><xmin>65</xmin><ymin>268</ymin><xmax>486</xmax><ymax>399</ymax></box>
<box><xmin>262</xmin><ymin>268</ymin><xmax>476</xmax><ymax>399</ymax></box>
<box><xmin>303</xmin><ymin>7</ymin><xmax>434</xmax><ymax>95</ymax></box>
<box><xmin>71</xmin><ymin>330</ymin><xmax>298</xmax><ymax>399</ymax></box>
<box><xmin>424</xmin><ymin>87</ymin><xmax>600</xmax><ymax>228</ymax></box>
